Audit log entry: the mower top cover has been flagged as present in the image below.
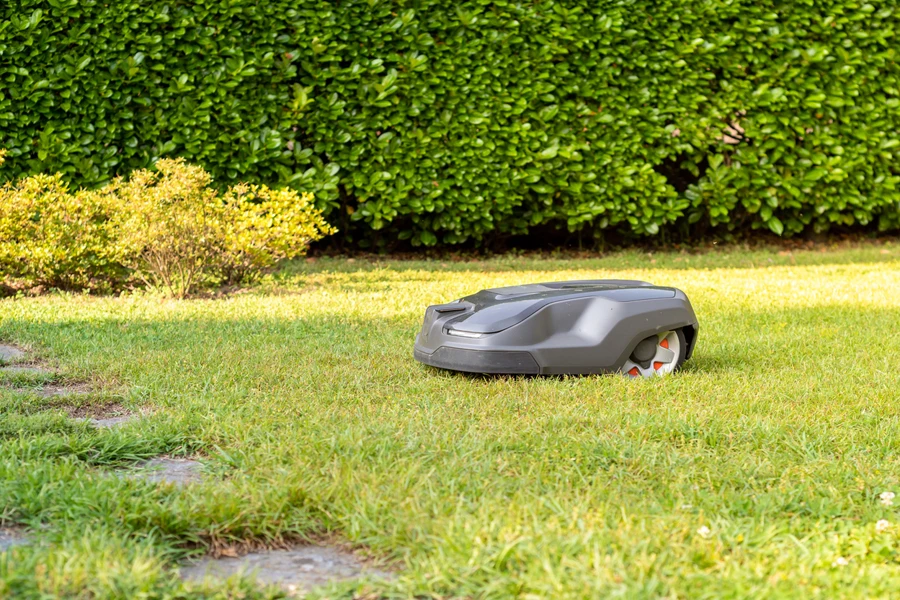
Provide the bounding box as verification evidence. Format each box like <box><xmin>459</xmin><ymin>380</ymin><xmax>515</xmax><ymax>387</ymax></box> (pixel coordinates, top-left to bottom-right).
<box><xmin>414</xmin><ymin>280</ymin><xmax>698</xmax><ymax>376</ymax></box>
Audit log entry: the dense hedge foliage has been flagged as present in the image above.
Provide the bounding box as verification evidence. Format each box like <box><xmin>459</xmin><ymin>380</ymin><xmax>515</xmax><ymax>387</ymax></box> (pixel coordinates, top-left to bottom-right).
<box><xmin>1</xmin><ymin>1</ymin><xmax>899</xmax><ymax>245</ymax></box>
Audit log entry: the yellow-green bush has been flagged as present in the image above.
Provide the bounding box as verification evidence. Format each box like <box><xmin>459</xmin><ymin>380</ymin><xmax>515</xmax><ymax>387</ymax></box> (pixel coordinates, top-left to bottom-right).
<box><xmin>109</xmin><ymin>159</ymin><xmax>333</xmax><ymax>297</ymax></box>
<box><xmin>220</xmin><ymin>184</ymin><xmax>336</xmax><ymax>285</ymax></box>
<box><xmin>109</xmin><ymin>160</ymin><xmax>224</xmax><ymax>298</ymax></box>
<box><xmin>0</xmin><ymin>158</ymin><xmax>334</xmax><ymax>296</ymax></box>
<box><xmin>0</xmin><ymin>174</ymin><xmax>122</xmax><ymax>291</ymax></box>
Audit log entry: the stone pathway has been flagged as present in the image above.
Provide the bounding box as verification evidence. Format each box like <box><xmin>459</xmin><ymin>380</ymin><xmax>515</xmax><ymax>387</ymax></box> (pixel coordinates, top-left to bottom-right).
<box><xmin>180</xmin><ymin>545</ymin><xmax>391</xmax><ymax>596</ymax></box>
<box><xmin>0</xmin><ymin>365</ymin><xmax>54</xmax><ymax>377</ymax></box>
<box><xmin>1</xmin><ymin>343</ymin><xmax>137</xmax><ymax>426</ymax></box>
<box><xmin>0</xmin><ymin>344</ymin><xmax>25</xmax><ymax>362</ymax></box>
<box><xmin>2</xmin><ymin>342</ymin><xmax>395</xmax><ymax>595</ymax></box>
<box><xmin>122</xmin><ymin>458</ymin><xmax>204</xmax><ymax>486</ymax></box>
<box><xmin>0</xmin><ymin>343</ymin><xmax>56</xmax><ymax>380</ymax></box>
<box><xmin>87</xmin><ymin>415</ymin><xmax>136</xmax><ymax>428</ymax></box>
<box><xmin>1</xmin><ymin>342</ymin><xmax>60</xmax><ymax>382</ymax></box>
<box><xmin>36</xmin><ymin>383</ymin><xmax>91</xmax><ymax>399</ymax></box>
<box><xmin>0</xmin><ymin>528</ymin><xmax>29</xmax><ymax>552</ymax></box>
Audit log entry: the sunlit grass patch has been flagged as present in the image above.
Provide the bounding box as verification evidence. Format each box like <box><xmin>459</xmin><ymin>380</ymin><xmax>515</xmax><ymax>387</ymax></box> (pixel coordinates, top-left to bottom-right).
<box><xmin>1</xmin><ymin>243</ymin><xmax>900</xmax><ymax>598</ymax></box>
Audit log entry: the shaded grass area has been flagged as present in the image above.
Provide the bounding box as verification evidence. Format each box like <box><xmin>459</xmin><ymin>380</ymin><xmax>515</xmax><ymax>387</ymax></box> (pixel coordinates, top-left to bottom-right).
<box><xmin>2</xmin><ymin>243</ymin><xmax>900</xmax><ymax>598</ymax></box>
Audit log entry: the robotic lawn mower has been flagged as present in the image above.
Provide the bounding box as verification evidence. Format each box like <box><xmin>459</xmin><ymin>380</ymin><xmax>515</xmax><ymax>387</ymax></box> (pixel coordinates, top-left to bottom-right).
<box><xmin>414</xmin><ymin>280</ymin><xmax>698</xmax><ymax>377</ymax></box>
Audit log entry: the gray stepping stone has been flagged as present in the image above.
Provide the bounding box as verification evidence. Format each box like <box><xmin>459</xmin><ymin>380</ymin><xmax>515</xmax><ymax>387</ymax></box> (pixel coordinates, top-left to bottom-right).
<box><xmin>0</xmin><ymin>366</ymin><xmax>53</xmax><ymax>377</ymax></box>
<box><xmin>0</xmin><ymin>345</ymin><xmax>24</xmax><ymax>362</ymax></box>
<box><xmin>123</xmin><ymin>458</ymin><xmax>203</xmax><ymax>486</ymax></box>
<box><xmin>37</xmin><ymin>384</ymin><xmax>90</xmax><ymax>398</ymax></box>
<box><xmin>0</xmin><ymin>528</ymin><xmax>28</xmax><ymax>552</ymax></box>
<box><xmin>87</xmin><ymin>415</ymin><xmax>135</xmax><ymax>428</ymax></box>
<box><xmin>180</xmin><ymin>545</ymin><xmax>391</xmax><ymax>595</ymax></box>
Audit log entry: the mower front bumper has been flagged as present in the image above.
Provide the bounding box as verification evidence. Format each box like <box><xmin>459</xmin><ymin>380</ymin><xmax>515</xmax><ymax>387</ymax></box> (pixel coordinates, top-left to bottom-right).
<box><xmin>413</xmin><ymin>344</ymin><xmax>540</xmax><ymax>375</ymax></box>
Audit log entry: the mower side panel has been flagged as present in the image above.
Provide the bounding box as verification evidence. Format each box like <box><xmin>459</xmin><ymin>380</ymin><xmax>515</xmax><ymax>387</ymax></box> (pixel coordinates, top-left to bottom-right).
<box><xmin>414</xmin><ymin>282</ymin><xmax>699</xmax><ymax>375</ymax></box>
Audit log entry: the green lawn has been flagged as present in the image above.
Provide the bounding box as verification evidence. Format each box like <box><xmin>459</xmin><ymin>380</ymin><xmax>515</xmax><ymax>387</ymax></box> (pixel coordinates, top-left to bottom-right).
<box><xmin>2</xmin><ymin>243</ymin><xmax>900</xmax><ymax>598</ymax></box>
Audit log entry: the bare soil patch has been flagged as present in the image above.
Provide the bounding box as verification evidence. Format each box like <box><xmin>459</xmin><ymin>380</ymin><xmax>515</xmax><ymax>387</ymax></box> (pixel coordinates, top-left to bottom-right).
<box><xmin>65</xmin><ymin>401</ymin><xmax>128</xmax><ymax>420</ymax></box>
<box><xmin>65</xmin><ymin>401</ymin><xmax>139</xmax><ymax>428</ymax></box>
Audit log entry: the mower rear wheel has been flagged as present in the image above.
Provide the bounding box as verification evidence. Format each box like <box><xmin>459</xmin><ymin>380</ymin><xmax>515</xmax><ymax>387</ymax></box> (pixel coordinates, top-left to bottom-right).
<box><xmin>622</xmin><ymin>329</ymin><xmax>687</xmax><ymax>378</ymax></box>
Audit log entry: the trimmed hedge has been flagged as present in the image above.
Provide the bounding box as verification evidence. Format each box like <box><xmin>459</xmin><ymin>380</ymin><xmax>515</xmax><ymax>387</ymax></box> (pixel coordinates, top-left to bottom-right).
<box><xmin>1</xmin><ymin>1</ymin><xmax>899</xmax><ymax>246</ymax></box>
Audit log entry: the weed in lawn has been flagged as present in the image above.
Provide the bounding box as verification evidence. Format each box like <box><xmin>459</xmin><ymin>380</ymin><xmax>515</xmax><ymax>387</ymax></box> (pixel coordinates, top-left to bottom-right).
<box><xmin>0</xmin><ymin>243</ymin><xmax>899</xmax><ymax>597</ymax></box>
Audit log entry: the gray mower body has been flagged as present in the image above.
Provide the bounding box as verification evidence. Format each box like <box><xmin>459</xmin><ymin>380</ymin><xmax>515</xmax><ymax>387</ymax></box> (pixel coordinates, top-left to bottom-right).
<box><xmin>413</xmin><ymin>280</ymin><xmax>698</xmax><ymax>375</ymax></box>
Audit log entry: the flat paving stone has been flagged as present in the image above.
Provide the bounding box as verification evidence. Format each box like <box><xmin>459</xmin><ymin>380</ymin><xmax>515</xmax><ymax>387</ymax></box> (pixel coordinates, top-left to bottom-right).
<box><xmin>123</xmin><ymin>458</ymin><xmax>203</xmax><ymax>486</ymax></box>
<box><xmin>87</xmin><ymin>415</ymin><xmax>136</xmax><ymax>428</ymax></box>
<box><xmin>37</xmin><ymin>384</ymin><xmax>91</xmax><ymax>398</ymax></box>
<box><xmin>0</xmin><ymin>365</ymin><xmax>53</xmax><ymax>377</ymax></box>
<box><xmin>0</xmin><ymin>345</ymin><xmax>25</xmax><ymax>362</ymax></box>
<box><xmin>0</xmin><ymin>528</ymin><xmax>29</xmax><ymax>552</ymax></box>
<box><xmin>180</xmin><ymin>545</ymin><xmax>391</xmax><ymax>596</ymax></box>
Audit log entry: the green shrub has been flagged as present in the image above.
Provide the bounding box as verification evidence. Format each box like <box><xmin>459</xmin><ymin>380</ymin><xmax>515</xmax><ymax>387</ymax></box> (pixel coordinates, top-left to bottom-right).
<box><xmin>110</xmin><ymin>159</ymin><xmax>333</xmax><ymax>297</ymax></box>
<box><xmin>0</xmin><ymin>159</ymin><xmax>333</xmax><ymax>296</ymax></box>
<box><xmin>219</xmin><ymin>184</ymin><xmax>336</xmax><ymax>285</ymax></box>
<box><xmin>0</xmin><ymin>173</ymin><xmax>122</xmax><ymax>291</ymax></box>
<box><xmin>109</xmin><ymin>159</ymin><xmax>223</xmax><ymax>297</ymax></box>
<box><xmin>1</xmin><ymin>2</ymin><xmax>899</xmax><ymax>245</ymax></box>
